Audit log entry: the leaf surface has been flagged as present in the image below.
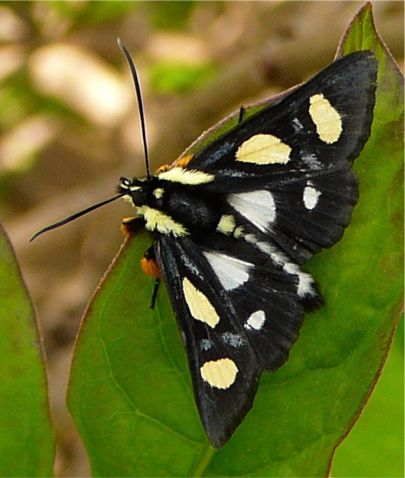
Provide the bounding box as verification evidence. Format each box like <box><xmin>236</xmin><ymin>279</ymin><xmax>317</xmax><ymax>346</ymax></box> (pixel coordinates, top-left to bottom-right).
<box><xmin>0</xmin><ymin>224</ymin><xmax>55</xmax><ymax>476</ymax></box>
<box><xmin>68</xmin><ymin>4</ymin><xmax>403</xmax><ymax>476</ymax></box>
<box><xmin>332</xmin><ymin>327</ymin><xmax>403</xmax><ymax>477</ymax></box>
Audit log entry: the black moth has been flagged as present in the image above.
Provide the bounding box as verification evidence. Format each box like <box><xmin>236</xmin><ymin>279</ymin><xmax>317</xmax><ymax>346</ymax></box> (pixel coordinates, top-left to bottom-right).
<box><xmin>32</xmin><ymin>43</ymin><xmax>377</xmax><ymax>448</ymax></box>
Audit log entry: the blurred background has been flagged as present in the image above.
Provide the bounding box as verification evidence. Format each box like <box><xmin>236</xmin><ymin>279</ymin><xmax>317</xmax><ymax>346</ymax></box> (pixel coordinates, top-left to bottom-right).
<box><xmin>0</xmin><ymin>1</ymin><xmax>403</xmax><ymax>476</ymax></box>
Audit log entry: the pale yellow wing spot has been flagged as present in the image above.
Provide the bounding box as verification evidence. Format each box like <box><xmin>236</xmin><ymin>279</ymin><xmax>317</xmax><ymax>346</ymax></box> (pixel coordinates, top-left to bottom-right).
<box><xmin>233</xmin><ymin>225</ymin><xmax>244</xmax><ymax>238</ymax></box>
<box><xmin>182</xmin><ymin>277</ymin><xmax>220</xmax><ymax>328</ymax></box>
<box><xmin>200</xmin><ymin>358</ymin><xmax>238</xmax><ymax>389</ymax></box>
<box><xmin>236</xmin><ymin>134</ymin><xmax>291</xmax><ymax>165</ymax></box>
<box><xmin>309</xmin><ymin>93</ymin><xmax>342</xmax><ymax>144</ymax></box>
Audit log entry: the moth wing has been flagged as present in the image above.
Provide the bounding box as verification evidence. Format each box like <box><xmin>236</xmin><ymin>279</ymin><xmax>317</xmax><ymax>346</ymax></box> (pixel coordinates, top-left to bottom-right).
<box><xmin>155</xmin><ymin>234</ymin><xmax>312</xmax><ymax>447</ymax></box>
<box><xmin>215</xmin><ymin>165</ymin><xmax>359</xmax><ymax>264</ymax></box>
<box><xmin>183</xmin><ymin>52</ymin><xmax>377</xmax><ymax>263</ymax></box>
<box><xmin>187</xmin><ymin>51</ymin><xmax>377</xmax><ymax>174</ymax></box>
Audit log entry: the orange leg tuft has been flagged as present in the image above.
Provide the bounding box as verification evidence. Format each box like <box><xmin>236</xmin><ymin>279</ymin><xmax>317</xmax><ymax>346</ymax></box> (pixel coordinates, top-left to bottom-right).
<box><xmin>120</xmin><ymin>217</ymin><xmax>143</xmax><ymax>237</ymax></box>
<box><xmin>140</xmin><ymin>256</ymin><xmax>161</xmax><ymax>279</ymax></box>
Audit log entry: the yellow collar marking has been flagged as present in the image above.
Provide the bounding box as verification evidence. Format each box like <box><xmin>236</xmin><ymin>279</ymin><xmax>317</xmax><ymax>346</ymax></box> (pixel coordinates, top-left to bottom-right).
<box><xmin>138</xmin><ymin>206</ymin><xmax>188</xmax><ymax>237</ymax></box>
<box><xmin>158</xmin><ymin>167</ymin><xmax>215</xmax><ymax>185</ymax></box>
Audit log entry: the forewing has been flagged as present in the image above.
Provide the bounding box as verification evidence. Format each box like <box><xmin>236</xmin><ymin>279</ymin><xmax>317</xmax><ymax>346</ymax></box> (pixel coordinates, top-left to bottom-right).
<box><xmin>186</xmin><ymin>52</ymin><xmax>377</xmax><ymax>263</ymax></box>
<box><xmin>155</xmin><ymin>234</ymin><xmax>314</xmax><ymax>447</ymax></box>
<box><xmin>156</xmin><ymin>235</ymin><xmax>259</xmax><ymax>448</ymax></box>
<box><xmin>187</xmin><ymin>51</ymin><xmax>377</xmax><ymax>174</ymax></box>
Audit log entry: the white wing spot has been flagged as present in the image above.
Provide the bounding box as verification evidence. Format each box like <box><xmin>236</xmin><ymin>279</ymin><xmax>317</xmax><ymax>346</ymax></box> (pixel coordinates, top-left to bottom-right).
<box><xmin>283</xmin><ymin>262</ymin><xmax>315</xmax><ymax>297</ymax></box>
<box><xmin>309</xmin><ymin>93</ymin><xmax>342</xmax><ymax>144</ymax></box>
<box><xmin>236</xmin><ymin>134</ymin><xmax>291</xmax><ymax>165</ymax></box>
<box><xmin>203</xmin><ymin>251</ymin><xmax>251</xmax><ymax>291</ymax></box>
<box><xmin>200</xmin><ymin>339</ymin><xmax>214</xmax><ymax>351</ymax></box>
<box><xmin>200</xmin><ymin>358</ymin><xmax>238</xmax><ymax>389</ymax></box>
<box><xmin>300</xmin><ymin>151</ymin><xmax>322</xmax><ymax>170</ymax></box>
<box><xmin>228</xmin><ymin>190</ymin><xmax>276</xmax><ymax>232</ymax></box>
<box><xmin>255</xmin><ymin>240</ymin><xmax>287</xmax><ymax>266</ymax></box>
<box><xmin>222</xmin><ymin>332</ymin><xmax>247</xmax><ymax>348</ymax></box>
<box><xmin>250</xmin><ymin>239</ymin><xmax>316</xmax><ymax>298</ymax></box>
<box><xmin>303</xmin><ymin>181</ymin><xmax>321</xmax><ymax>210</ymax></box>
<box><xmin>292</xmin><ymin>118</ymin><xmax>304</xmax><ymax>132</ymax></box>
<box><xmin>256</xmin><ymin>241</ymin><xmax>274</xmax><ymax>257</ymax></box>
<box><xmin>297</xmin><ymin>272</ymin><xmax>315</xmax><ymax>297</ymax></box>
<box><xmin>244</xmin><ymin>234</ymin><xmax>257</xmax><ymax>244</ymax></box>
<box><xmin>182</xmin><ymin>277</ymin><xmax>220</xmax><ymax>328</ymax></box>
<box><xmin>245</xmin><ymin>310</ymin><xmax>266</xmax><ymax>330</ymax></box>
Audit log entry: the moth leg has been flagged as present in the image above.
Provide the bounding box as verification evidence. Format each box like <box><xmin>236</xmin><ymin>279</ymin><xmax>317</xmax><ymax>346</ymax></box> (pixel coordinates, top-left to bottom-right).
<box><xmin>150</xmin><ymin>279</ymin><xmax>160</xmax><ymax>309</ymax></box>
<box><xmin>120</xmin><ymin>216</ymin><xmax>144</xmax><ymax>237</ymax></box>
<box><xmin>140</xmin><ymin>245</ymin><xmax>161</xmax><ymax>309</ymax></box>
<box><xmin>238</xmin><ymin>105</ymin><xmax>246</xmax><ymax>123</ymax></box>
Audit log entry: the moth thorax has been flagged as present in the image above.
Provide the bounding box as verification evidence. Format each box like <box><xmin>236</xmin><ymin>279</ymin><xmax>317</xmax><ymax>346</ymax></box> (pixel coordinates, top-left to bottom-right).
<box><xmin>167</xmin><ymin>189</ymin><xmax>221</xmax><ymax>231</ymax></box>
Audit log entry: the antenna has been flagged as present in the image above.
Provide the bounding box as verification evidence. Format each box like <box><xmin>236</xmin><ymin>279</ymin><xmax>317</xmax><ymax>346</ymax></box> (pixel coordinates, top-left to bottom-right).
<box><xmin>30</xmin><ymin>41</ymin><xmax>147</xmax><ymax>242</ymax></box>
<box><xmin>117</xmin><ymin>38</ymin><xmax>150</xmax><ymax>179</ymax></box>
<box><xmin>30</xmin><ymin>194</ymin><xmax>123</xmax><ymax>241</ymax></box>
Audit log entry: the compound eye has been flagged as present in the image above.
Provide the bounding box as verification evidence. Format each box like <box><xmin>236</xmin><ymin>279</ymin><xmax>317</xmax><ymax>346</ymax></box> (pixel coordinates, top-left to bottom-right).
<box><xmin>131</xmin><ymin>189</ymin><xmax>147</xmax><ymax>206</ymax></box>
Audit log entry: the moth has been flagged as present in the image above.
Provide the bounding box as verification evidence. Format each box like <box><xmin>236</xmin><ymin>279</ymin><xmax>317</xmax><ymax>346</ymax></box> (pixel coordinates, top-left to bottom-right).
<box><xmin>32</xmin><ymin>41</ymin><xmax>377</xmax><ymax>448</ymax></box>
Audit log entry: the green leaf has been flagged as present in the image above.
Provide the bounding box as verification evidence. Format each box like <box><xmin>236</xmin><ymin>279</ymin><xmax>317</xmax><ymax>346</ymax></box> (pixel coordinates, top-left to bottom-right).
<box><xmin>0</xmin><ymin>224</ymin><xmax>55</xmax><ymax>476</ymax></box>
<box><xmin>68</xmin><ymin>4</ymin><xmax>403</xmax><ymax>476</ymax></box>
<box><xmin>332</xmin><ymin>324</ymin><xmax>404</xmax><ymax>477</ymax></box>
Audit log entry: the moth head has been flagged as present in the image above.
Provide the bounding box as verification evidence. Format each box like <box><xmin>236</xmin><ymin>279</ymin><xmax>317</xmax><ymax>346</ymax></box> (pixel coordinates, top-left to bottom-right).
<box><xmin>117</xmin><ymin>176</ymin><xmax>149</xmax><ymax>207</ymax></box>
